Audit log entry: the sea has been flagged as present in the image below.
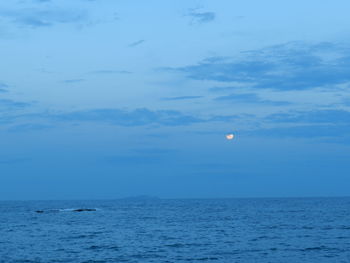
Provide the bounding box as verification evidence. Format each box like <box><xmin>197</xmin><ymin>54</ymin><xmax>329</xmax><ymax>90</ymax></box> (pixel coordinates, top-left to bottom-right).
<box><xmin>0</xmin><ymin>197</ymin><xmax>349</xmax><ymax>263</ymax></box>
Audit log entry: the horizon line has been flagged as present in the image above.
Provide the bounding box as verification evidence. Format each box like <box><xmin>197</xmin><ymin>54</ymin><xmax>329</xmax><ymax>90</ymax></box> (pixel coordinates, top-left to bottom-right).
<box><xmin>1</xmin><ymin>195</ymin><xmax>349</xmax><ymax>202</ymax></box>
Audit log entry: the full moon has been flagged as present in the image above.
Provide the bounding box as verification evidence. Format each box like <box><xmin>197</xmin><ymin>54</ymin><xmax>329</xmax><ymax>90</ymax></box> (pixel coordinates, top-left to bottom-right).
<box><xmin>226</xmin><ymin>134</ymin><xmax>234</xmax><ymax>140</ymax></box>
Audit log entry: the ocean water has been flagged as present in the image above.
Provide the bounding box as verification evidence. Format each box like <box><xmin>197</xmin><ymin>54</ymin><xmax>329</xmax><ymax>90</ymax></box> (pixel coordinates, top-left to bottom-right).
<box><xmin>0</xmin><ymin>198</ymin><xmax>350</xmax><ymax>263</ymax></box>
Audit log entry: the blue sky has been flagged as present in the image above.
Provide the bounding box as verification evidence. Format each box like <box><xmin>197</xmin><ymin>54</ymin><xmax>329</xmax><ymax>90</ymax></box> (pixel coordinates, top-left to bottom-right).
<box><xmin>1</xmin><ymin>0</ymin><xmax>350</xmax><ymax>199</ymax></box>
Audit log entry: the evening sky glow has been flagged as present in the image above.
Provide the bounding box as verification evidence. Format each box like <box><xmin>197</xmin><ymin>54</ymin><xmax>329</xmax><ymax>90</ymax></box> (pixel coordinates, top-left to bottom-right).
<box><xmin>1</xmin><ymin>0</ymin><xmax>350</xmax><ymax>199</ymax></box>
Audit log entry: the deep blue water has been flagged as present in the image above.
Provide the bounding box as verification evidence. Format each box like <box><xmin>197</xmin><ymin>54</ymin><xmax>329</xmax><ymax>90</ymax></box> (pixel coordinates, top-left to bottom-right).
<box><xmin>0</xmin><ymin>198</ymin><xmax>350</xmax><ymax>263</ymax></box>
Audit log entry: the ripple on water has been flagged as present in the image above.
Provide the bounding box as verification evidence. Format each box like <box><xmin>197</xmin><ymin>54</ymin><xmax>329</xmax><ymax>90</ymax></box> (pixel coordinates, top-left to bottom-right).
<box><xmin>0</xmin><ymin>198</ymin><xmax>349</xmax><ymax>263</ymax></box>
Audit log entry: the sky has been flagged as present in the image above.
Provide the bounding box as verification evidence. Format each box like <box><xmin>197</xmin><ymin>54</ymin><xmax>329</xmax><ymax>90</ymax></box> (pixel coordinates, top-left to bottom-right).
<box><xmin>1</xmin><ymin>0</ymin><xmax>350</xmax><ymax>200</ymax></box>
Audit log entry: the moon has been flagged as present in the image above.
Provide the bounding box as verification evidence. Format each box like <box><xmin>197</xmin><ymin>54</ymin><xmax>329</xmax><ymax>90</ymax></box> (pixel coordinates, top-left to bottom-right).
<box><xmin>226</xmin><ymin>134</ymin><xmax>234</xmax><ymax>140</ymax></box>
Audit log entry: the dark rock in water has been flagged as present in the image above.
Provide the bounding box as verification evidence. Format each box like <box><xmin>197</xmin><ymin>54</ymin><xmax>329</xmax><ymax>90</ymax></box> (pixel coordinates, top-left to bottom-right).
<box><xmin>35</xmin><ymin>208</ymin><xmax>97</xmax><ymax>213</ymax></box>
<box><xmin>73</xmin><ymin>208</ymin><xmax>97</xmax><ymax>212</ymax></box>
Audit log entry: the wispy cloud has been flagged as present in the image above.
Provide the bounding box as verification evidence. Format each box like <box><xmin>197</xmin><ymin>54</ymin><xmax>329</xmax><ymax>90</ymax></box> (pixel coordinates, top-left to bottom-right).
<box><xmin>0</xmin><ymin>99</ymin><xmax>31</xmax><ymax>110</ymax></box>
<box><xmin>128</xmin><ymin>39</ymin><xmax>145</xmax><ymax>47</ymax></box>
<box><xmin>209</xmin><ymin>86</ymin><xmax>238</xmax><ymax>93</ymax></box>
<box><xmin>61</xmin><ymin>79</ymin><xmax>85</xmax><ymax>84</ymax></box>
<box><xmin>89</xmin><ymin>70</ymin><xmax>132</xmax><ymax>75</ymax></box>
<box><xmin>267</xmin><ymin>109</ymin><xmax>350</xmax><ymax>124</ymax></box>
<box><xmin>245</xmin><ymin>109</ymin><xmax>350</xmax><ymax>141</ymax></box>
<box><xmin>1</xmin><ymin>106</ymin><xmax>258</xmax><ymax>132</ymax></box>
<box><xmin>0</xmin><ymin>8</ymin><xmax>88</xmax><ymax>28</ymax></box>
<box><xmin>0</xmin><ymin>108</ymin><xmax>204</xmax><ymax>132</ymax></box>
<box><xmin>0</xmin><ymin>99</ymin><xmax>32</xmax><ymax>125</ymax></box>
<box><xmin>7</xmin><ymin>123</ymin><xmax>52</xmax><ymax>132</ymax></box>
<box><xmin>171</xmin><ymin>42</ymin><xmax>350</xmax><ymax>91</ymax></box>
<box><xmin>162</xmin><ymin>96</ymin><xmax>203</xmax><ymax>101</ymax></box>
<box><xmin>0</xmin><ymin>82</ymin><xmax>8</xmax><ymax>93</ymax></box>
<box><xmin>214</xmin><ymin>93</ymin><xmax>291</xmax><ymax>106</ymax></box>
<box><xmin>0</xmin><ymin>108</ymin><xmax>202</xmax><ymax>128</ymax></box>
<box><xmin>187</xmin><ymin>8</ymin><xmax>216</xmax><ymax>24</ymax></box>
<box><xmin>51</xmin><ymin>108</ymin><xmax>203</xmax><ymax>126</ymax></box>
<box><xmin>249</xmin><ymin>124</ymin><xmax>350</xmax><ymax>140</ymax></box>
<box><xmin>209</xmin><ymin>115</ymin><xmax>241</xmax><ymax>122</ymax></box>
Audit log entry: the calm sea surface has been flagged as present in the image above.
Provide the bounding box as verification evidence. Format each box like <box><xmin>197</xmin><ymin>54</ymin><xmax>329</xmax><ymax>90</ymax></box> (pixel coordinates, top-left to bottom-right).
<box><xmin>0</xmin><ymin>198</ymin><xmax>349</xmax><ymax>263</ymax></box>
